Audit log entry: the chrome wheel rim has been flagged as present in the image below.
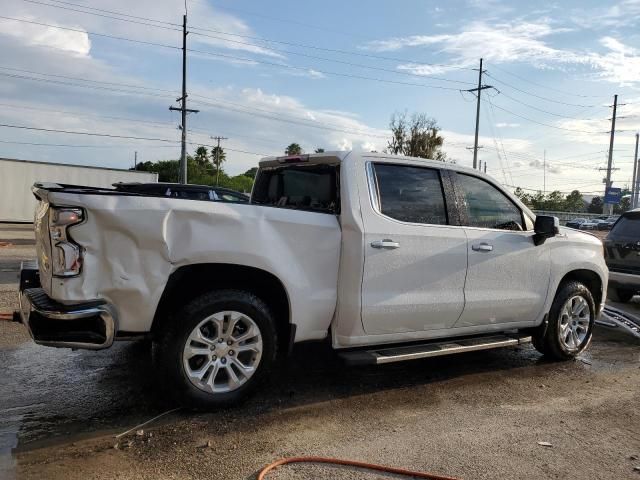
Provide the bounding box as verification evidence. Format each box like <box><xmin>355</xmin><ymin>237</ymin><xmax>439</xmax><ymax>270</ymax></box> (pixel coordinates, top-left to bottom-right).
<box><xmin>182</xmin><ymin>311</ymin><xmax>263</xmax><ymax>394</ymax></box>
<box><xmin>558</xmin><ymin>295</ymin><xmax>591</xmax><ymax>351</ymax></box>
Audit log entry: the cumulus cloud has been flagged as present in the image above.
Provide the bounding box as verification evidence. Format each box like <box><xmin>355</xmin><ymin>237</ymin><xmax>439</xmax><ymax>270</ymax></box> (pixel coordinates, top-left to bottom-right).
<box><xmin>364</xmin><ymin>19</ymin><xmax>640</xmax><ymax>87</ymax></box>
<box><xmin>0</xmin><ymin>16</ymin><xmax>91</xmax><ymax>57</ymax></box>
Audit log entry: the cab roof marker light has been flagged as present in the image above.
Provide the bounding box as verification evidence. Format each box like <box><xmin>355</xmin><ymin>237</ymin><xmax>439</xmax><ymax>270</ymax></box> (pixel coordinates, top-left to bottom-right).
<box><xmin>277</xmin><ymin>154</ymin><xmax>310</xmax><ymax>164</ymax></box>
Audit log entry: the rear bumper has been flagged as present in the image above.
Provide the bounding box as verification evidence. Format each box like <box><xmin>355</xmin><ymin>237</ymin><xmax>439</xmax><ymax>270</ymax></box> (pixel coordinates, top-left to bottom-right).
<box><xmin>17</xmin><ymin>262</ymin><xmax>117</xmax><ymax>350</ymax></box>
<box><xmin>608</xmin><ymin>270</ymin><xmax>640</xmax><ymax>290</ymax></box>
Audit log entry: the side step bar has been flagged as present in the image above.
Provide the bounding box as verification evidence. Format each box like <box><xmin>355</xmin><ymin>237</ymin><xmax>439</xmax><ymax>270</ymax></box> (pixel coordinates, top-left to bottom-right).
<box><xmin>339</xmin><ymin>334</ymin><xmax>532</xmax><ymax>366</ymax></box>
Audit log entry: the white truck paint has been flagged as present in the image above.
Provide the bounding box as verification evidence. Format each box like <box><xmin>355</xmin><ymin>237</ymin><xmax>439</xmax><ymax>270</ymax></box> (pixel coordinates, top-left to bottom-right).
<box><xmin>16</xmin><ymin>151</ymin><xmax>608</xmax><ymax>406</ymax></box>
<box><xmin>0</xmin><ymin>157</ymin><xmax>157</xmax><ymax>222</ymax></box>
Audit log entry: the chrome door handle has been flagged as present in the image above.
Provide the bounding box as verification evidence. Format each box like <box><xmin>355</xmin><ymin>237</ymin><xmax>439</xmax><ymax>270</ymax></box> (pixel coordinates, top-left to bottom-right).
<box><xmin>472</xmin><ymin>243</ymin><xmax>493</xmax><ymax>252</ymax></box>
<box><xmin>371</xmin><ymin>239</ymin><xmax>400</xmax><ymax>249</ymax></box>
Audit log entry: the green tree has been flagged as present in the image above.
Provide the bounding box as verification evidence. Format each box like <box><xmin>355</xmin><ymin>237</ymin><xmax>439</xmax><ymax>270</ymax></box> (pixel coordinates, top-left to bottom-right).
<box><xmin>564</xmin><ymin>190</ymin><xmax>584</xmax><ymax>212</ymax></box>
<box><xmin>211</xmin><ymin>146</ymin><xmax>227</xmax><ymax>185</ymax></box>
<box><xmin>587</xmin><ymin>196</ymin><xmax>604</xmax><ymax>214</ymax></box>
<box><xmin>386</xmin><ymin>112</ymin><xmax>446</xmax><ymax>161</ymax></box>
<box><xmin>243</xmin><ymin>167</ymin><xmax>258</xmax><ymax>179</ymax></box>
<box><xmin>285</xmin><ymin>143</ymin><xmax>303</xmax><ymax>155</ymax></box>
<box><xmin>194</xmin><ymin>146</ymin><xmax>209</xmax><ymax>167</ymax></box>
<box><xmin>314</xmin><ymin>148</ymin><xmax>325</xmax><ymax>153</ymax></box>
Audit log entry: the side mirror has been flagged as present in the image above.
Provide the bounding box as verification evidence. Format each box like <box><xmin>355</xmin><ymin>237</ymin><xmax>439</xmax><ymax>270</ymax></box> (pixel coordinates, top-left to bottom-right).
<box><xmin>533</xmin><ymin>215</ymin><xmax>559</xmax><ymax>246</ymax></box>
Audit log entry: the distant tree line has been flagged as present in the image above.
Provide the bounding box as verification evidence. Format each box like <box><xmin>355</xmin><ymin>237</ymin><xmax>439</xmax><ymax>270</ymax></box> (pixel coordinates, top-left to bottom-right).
<box><xmin>132</xmin><ymin>146</ymin><xmax>256</xmax><ymax>192</ymax></box>
<box><xmin>514</xmin><ymin>187</ymin><xmax>631</xmax><ymax>214</ymax></box>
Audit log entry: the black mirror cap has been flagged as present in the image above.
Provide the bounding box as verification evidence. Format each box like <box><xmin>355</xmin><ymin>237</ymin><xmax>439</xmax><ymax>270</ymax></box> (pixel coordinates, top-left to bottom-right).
<box><xmin>533</xmin><ymin>215</ymin><xmax>559</xmax><ymax>246</ymax></box>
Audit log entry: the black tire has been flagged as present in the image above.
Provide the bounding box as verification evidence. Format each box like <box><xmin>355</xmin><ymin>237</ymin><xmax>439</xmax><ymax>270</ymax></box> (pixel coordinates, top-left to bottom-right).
<box><xmin>533</xmin><ymin>281</ymin><xmax>595</xmax><ymax>361</ymax></box>
<box><xmin>154</xmin><ymin>289</ymin><xmax>278</xmax><ymax>408</ymax></box>
<box><xmin>608</xmin><ymin>288</ymin><xmax>635</xmax><ymax>303</ymax></box>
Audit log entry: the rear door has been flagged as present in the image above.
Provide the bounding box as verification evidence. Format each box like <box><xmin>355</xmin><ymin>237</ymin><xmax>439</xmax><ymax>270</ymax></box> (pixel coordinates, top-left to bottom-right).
<box><xmin>452</xmin><ymin>172</ymin><xmax>550</xmax><ymax>328</ymax></box>
<box><xmin>360</xmin><ymin>162</ymin><xmax>468</xmax><ymax>334</ymax></box>
<box><xmin>605</xmin><ymin>212</ymin><xmax>640</xmax><ymax>275</ymax></box>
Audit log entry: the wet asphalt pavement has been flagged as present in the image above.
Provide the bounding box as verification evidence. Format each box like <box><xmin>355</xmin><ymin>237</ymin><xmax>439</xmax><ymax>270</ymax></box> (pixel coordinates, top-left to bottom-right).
<box><xmin>1</xmin><ymin>224</ymin><xmax>640</xmax><ymax>479</ymax></box>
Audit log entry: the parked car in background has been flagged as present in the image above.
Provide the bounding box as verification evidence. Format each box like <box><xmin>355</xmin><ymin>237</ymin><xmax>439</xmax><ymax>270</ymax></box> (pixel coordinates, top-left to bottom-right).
<box><xmin>113</xmin><ymin>182</ymin><xmax>249</xmax><ymax>203</ymax></box>
<box><xmin>604</xmin><ymin>209</ymin><xmax>640</xmax><ymax>302</ymax></box>
<box><xmin>599</xmin><ymin>217</ymin><xmax>619</xmax><ymax>230</ymax></box>
<box><xmin>17</xmin><ymin>151</ymin><xmax>607</xmax><ymax>407</ymax></box>
<box><xmin>566</xmin><ymin>218</ymin><xmax>597</xmax><ymax>230</ymax></box>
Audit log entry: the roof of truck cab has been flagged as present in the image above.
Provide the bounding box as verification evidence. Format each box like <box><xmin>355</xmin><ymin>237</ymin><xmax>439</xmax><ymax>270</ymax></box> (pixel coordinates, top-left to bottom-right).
<box><xmin>259</xmin><ymin>150</ymin><xmax>492</xmax><ymax>177</ymax></box>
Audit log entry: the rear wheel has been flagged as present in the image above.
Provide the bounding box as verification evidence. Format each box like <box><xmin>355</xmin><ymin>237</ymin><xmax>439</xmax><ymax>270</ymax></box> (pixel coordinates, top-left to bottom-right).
<box><xmin>608</xmin><ymin>288</ymin><xmax>635</xmax><ymax>303</ymax></box>
<box><xmin>154</xmin><ymin>290</ymin><xmax>277</xmax><ymax>408</ymax></box>
<box><xmin>533</xmin><ymin>281</ymin><xmax>594</xmax><ymax>360</ymax></box>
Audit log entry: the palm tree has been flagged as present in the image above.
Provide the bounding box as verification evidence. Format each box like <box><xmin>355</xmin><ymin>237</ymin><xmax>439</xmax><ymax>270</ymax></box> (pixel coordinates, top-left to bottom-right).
<box><xmin>285</xmin><ymin>143</ymin><xmax>303</xmax><ymax>155</ymax></box>
<box><xmin>211</xmin><ymin>146</ymin><xmax>226</xmax><ymax>185</ymax></box>
<box><xmin>194</xmin><ymin>146</ymin><xmax>209</xmax><ymax>166</ymax></box>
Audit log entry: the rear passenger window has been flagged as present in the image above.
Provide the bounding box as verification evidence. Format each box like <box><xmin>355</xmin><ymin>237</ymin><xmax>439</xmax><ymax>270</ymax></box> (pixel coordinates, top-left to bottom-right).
<box><xmin>373</xmin><ymin>163</ymin><xmax>447</xmax><ymax>225</ymax></box>
<box><xmin>457</xmin><ymin>174</ymin><xmax>523</xmax><ymax>231</ymax></box>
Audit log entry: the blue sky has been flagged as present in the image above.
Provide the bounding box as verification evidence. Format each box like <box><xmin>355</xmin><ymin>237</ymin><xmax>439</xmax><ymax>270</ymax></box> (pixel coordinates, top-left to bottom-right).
<box><xmin>1</xmin><ymin>0</ymin><xmax>639</xmax><ymax>195</ymax></box>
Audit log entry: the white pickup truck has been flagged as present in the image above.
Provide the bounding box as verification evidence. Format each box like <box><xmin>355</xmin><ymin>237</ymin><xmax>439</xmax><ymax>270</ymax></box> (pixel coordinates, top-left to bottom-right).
<box><xmin>17</xmin><ymin>151</ymin><xmax>607</xmax><ymax>407</ymax></box>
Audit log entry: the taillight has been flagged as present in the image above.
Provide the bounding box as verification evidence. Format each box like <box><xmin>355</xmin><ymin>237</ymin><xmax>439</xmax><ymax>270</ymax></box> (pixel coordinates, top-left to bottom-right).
<box><xmin>49</xmin><ymin>207</ymin><xmax>84</xmax><ymax>277</ymax></box>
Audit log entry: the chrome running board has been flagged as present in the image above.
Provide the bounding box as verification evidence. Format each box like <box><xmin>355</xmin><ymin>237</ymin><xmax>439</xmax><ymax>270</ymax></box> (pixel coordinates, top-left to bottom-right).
<box><xmin>340</xmin><ymin>334</ymin><xmax>532</xmax><ymax>366</ymax></box>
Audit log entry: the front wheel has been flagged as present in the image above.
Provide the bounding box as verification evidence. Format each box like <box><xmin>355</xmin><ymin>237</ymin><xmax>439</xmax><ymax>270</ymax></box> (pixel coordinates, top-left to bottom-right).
<box><xmin>533</xmin><ymin>281</ymin><xmax>595</xmax><ymax>360</ymax></box>
<box><xmin>154</xmin><ymin>289</ymin><xmax>277</xmax><ymax>408</ymax></box>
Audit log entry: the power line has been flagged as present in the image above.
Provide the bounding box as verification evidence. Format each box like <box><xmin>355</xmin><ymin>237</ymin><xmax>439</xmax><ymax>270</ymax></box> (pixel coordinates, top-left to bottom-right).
<box><xmin>488</xmin><ymin>63</ymin><xmax>611</xmax><ymax>100</ymax></box>
<box><xmin>494</xmin><ymin>88</ymin><xmax>606</xmax><ymax>121</ymax></box>
<box><xmin>0</xmin><ymin>66</ymin><xmax>178</xmax><ymax>94</ymax></box>
<box><xmin>17</xmin><ymin>0</ymin><xmax>476</xmax><ymax>75</ymax></box>
<box><xmin>0</xmin><ymin>139</ymin><xmax>175</xmax><ymax>148</ymax></box>
<box><xmin>0</xmin><ymin>15</ymin><xmax>181</xmax><ymax>49</ymax></box>
<box><xmin>0</xmin><ymin>16</ymin><xmax>465</xmax><ymax>92</ymax></box>
<box><xmin>488</xmin><ymin>102</ymin><xmax>608</xmax><ymax>134</ymax></box>
<box><xmin>0</xmin><ymin>65</ymin><xmax>392</xmax><ymax>140</ymax></box>
<box><xmin>0</xmin><ymin>122</ymin><xmax>273</xmax><ymax>156</ymax></box>
<box><xmin>485</xmin><ymin>72</ymin><xmax>602</xmax><ymax>109</ymax></box>
<box><xmin>19</xmin><ymin>0</ymin><xmax>181</xmax><ymax>30</ymax></box>
<box><xmin>186</xmin><ymin>31</ymin><xmax>475</xmax><ymax>85</ymax></box>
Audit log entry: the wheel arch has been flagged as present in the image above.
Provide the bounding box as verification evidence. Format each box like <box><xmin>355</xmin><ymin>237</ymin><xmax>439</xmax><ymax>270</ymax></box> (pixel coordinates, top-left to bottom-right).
<box><xmin>151</xmin><ymin>263</ymin><xmax>292</xmax><ymax>353</ymax></box>
<box><xmin>557</xmin><ymin>269</ymin><xmax>603</xmax><ymax>311</ymax></box>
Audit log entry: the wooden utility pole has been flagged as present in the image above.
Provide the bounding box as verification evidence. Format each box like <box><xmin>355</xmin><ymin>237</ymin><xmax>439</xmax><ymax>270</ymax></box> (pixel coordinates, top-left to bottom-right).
<box><xmin>170</xmin><ymin>14</ymin><xmax>199</xmax><ymax>184</ymax></box>
<box><xmin>633</xmin><ymin>133</ymin><xmax>639</xmax><ymax>209</ymax></box>
<box><xmin>211</xmin><ymin>136</ymin><xmax>228</xmax><ymax>186</ymax></box>
<box><xmin>466</xmin><ymin>58</ymin><xmax>492</xmax><ymax>170</ymax></box>
<box><xmin>604</xmin><ymin>94</ymin><xmax>618</xmax><ymax>215</ymax></box>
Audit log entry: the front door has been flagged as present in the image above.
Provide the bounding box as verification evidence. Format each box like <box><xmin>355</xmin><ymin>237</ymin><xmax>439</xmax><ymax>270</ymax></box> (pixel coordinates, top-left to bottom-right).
<box><xmin>360</xmin><ymin>162</ymin><xmax>468</xmax><ymax>335</ymax></box>
<box><xmin>452</xmin><ymin>173</ymin><xmax>550</xmax><ymax>328</ymax></box>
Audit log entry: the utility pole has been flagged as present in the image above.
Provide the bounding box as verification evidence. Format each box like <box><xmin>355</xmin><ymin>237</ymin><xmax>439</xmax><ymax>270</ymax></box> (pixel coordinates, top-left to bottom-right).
<box><xmin>211</xmin><ymin>136</ymin><xmax>228</xmax><ymax>186</ymax></box>
<box><xmin>483</xmin><ymin>162</ymin><xmax>487</xmax><ymax>174</ymax></box>
<box><xmin>633</xmin><ymin>133</ymin><xmax>639</xmax><ymax>208</ymax></box>
<box><xmin>604</xmin><ymin>94</ymin><xmax>618</xmax><ymax>215</ymax></box>
<box><xmin>134</xmin><ymin>151</ymin><xmax>137</xmax><ymax>170</ymax></box>
<box><xmin>543</xmin><ymin>151</ymin><xmax>547</xmax><ymax>196</ymax></box>
<box><xmin>170</xmin><ymin>14</ymin><xmax>199</xmax><ymax>184</ymax></box>
<box><xmin>466</xmin><ymin>58</ymin><xmax>493</xmax><ymax>170</ymax></box>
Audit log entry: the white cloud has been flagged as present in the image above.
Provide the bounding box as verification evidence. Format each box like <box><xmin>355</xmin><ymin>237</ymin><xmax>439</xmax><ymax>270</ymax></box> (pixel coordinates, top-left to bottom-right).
<box><xmin>496</xmin><ymin>122</ymin><xmax>520</xmax><ymax>128</ymax></box>
<box><xmin>0</xmin><ymin>16</ymin><xmax>90</xmax><ymax>57</ymax></box>
<box><xmin>365</xmin><ymin>19</ymin><xmax>640</xmax><ymax>87</ymax></box>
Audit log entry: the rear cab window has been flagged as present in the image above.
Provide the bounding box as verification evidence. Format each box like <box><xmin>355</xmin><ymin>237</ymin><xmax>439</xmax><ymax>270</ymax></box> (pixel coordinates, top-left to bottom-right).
<box><xmin>371</xmin><ymin>163</ymin><xmax>448</xmax><ymax>225</ymax></box>
<box><xmin>252</xmin><ymin>163</ymin><xmax>339</xmax><ymax>214</ymax></box>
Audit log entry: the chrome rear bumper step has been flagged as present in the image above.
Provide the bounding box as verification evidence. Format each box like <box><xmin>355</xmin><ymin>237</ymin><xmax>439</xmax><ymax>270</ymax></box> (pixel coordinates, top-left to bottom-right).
<box><xmin>339</xmin><ymin>334</ymin><xmax>532</xmax><ymax>366</ymax></box>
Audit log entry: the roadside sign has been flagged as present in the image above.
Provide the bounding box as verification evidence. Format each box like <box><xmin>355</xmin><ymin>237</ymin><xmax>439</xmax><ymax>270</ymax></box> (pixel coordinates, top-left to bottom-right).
<box><xmin>604</xmin><ymin>187</ymin><xmax>622</xmax><ymax>204</ymax></box>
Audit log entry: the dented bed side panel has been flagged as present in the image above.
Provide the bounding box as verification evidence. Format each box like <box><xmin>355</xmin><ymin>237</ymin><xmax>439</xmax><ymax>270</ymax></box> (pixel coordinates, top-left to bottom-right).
<box><xmin>45</xmin><ymin>193</ymin><xmax>342</xmax><ymax>341</ymax></box>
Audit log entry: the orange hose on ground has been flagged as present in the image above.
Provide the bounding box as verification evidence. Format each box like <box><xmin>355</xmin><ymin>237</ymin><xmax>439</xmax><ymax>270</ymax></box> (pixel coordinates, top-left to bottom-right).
<box><xmin>257</xmin><ymin>456</ymin><xmax>460</xmax><ymax>480</ymax></box>
<box><xmin>0</xmin><ymin>312</ymin><xmax>14</xmax><ymax>322</ymax></box>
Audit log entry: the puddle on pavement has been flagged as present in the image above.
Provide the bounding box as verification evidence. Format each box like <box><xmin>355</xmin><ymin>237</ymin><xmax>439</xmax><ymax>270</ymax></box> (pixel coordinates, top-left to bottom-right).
<box><xmin>0</xmin><ymin>323</ymin><xmax>637</xmax><ymax>479</ymax></box>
